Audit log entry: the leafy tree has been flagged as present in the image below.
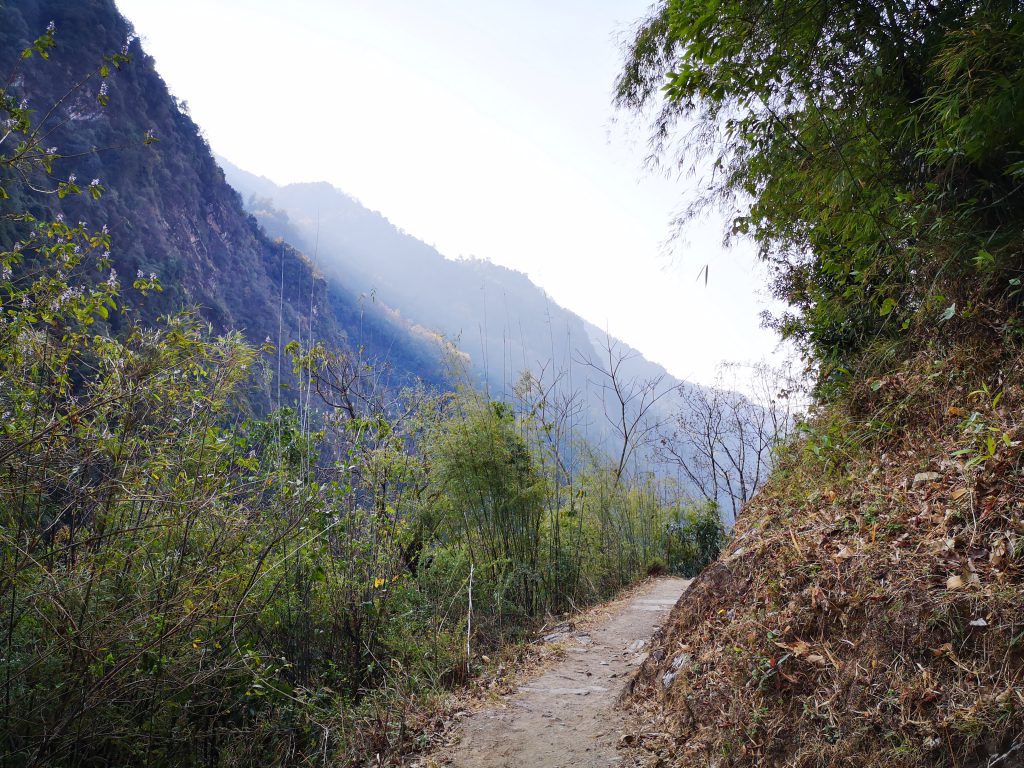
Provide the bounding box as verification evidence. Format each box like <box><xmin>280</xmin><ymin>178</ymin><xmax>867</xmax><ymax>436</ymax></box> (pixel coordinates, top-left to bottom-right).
<box><xmin>666</xmin><ymin>501</ymin><xmax>727</xmax><ymax>577</ymax></box>
<box><xmin>0</xmin><ymin>22</ymin><xmax>408</xmax><ymax>765</ymax></box>
<box><xmin>430</xmin><ymin>396</ymin><xmax>545</xmax><ymax>624</ymax></box>
<box><xmin>617</xmin><ymin>0</ymin><xmax>1024</xmax><ymax>386</ymax></box>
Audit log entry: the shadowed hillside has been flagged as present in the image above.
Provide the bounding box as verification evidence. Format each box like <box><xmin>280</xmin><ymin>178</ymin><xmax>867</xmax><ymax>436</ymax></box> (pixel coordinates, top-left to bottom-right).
<box><xmin>0</xmin><ymin>0</ymin><xmax>447</xmax><ymax>406</ymax></box>
<box><xmin>219</xmin><ymin>160</ymin><xmax>770</xmax><ymax>509</ymax></box>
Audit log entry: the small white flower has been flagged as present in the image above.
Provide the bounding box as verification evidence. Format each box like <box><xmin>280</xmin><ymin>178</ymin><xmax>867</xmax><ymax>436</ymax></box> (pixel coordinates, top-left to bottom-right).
<box><xmin>137</xmin><ymin>269</ymin><xmax>144</xmax><ymax>279</ymax></box>
<box><xmin>98</xmin><ymin>82</ymin><xmax>109</xmax><ymax>97</ymax></box>
<box><xmin>89</xmin><ymin>178</ymin><xmax>100</xmax><ymax>188</ymax></box>
<box><xmin>46</xmin><ymin>146</ymin><xmax>57</xmax><ymax>155</ymax></box>
<box><xmin>46</xmin><ymin>21</ymin><xmax>56</xmax><ymax>33</ymax></box>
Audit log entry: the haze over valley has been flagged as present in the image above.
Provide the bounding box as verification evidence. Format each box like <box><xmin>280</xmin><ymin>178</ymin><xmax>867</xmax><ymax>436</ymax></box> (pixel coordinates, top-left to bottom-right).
<box><xmin>117</xmin><ymin>0</ymin><xmax>784</xmax><ymax>390</ymax></box>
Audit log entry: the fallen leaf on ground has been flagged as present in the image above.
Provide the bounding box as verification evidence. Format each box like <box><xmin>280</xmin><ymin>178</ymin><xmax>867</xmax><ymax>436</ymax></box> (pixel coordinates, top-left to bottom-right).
<box><xmin>931</xmin><ymin>643</ymin><xmax>954</xmax><ymax>658</ymax></box>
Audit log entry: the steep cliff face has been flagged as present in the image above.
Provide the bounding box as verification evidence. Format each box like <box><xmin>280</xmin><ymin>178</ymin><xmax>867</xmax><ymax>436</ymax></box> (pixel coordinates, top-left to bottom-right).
<box><xmin>0</xmin><ymin>0</ymin><xmax>446</xmax><ymax>395</ymax></box>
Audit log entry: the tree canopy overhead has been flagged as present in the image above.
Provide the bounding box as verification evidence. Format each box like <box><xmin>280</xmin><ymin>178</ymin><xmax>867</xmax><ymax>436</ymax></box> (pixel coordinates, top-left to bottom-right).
<box><xmin>617</xmin><ymin>0</ymin><xmax>1024</xmax><ymax>386</ymax></box>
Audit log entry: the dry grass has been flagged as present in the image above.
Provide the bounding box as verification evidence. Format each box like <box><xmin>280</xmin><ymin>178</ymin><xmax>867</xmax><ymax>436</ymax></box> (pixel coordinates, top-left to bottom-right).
<box><xmin>625</xmin><ymin>340</ymin><xmax>1024</xmax><ymax>768</ymax></box>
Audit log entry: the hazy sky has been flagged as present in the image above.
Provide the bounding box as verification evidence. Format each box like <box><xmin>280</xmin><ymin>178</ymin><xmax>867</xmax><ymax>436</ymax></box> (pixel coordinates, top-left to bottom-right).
<box><xmin>115</xmin><ymin>0</ymin><xmax>785</xmax><ymax>387</ymax></box>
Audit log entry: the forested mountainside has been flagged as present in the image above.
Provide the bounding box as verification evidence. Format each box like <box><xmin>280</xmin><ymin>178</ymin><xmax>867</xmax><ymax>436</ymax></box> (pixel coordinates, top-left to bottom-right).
<box><xmin>220</xmin><ymin>159</ymin><xmax>755</xmax><ymax>502</ymax></box>
<box><xmin>221</xmin><ymin>158</ymin><xmax>674</xmax><ymax>391</ymax></box>
<box><xmin>0</xmin><ymin>0</ymin><xmax>446</xmax><ymax>401</ymax></box>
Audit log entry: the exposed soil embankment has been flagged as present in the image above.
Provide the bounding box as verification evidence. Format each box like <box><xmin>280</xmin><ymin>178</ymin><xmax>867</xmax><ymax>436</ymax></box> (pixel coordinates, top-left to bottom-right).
<box><xmin>624</xmin><ymin>347</ymin><xmax>1024</xmax><ymax>768</ymax></box>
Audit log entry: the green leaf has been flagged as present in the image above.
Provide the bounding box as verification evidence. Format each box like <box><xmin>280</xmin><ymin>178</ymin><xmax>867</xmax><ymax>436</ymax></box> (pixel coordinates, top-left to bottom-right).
<box><xmin>879</xmin><ymin>298</ymin><xmax>897</xmax><ymax>317</ymax></box>
<box><xmin>940</xmin><ymin>303</ymin><xmax>956</xmax><ymax>322</ymax></box>
<box><xmin>973</xmin><ymin>249</ymin><xmax>995</xmax><ymax>271</ymax></box>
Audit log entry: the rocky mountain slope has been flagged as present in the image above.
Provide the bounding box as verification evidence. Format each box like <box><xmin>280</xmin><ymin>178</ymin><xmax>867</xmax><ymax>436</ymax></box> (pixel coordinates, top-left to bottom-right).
<box><xmin>0</xmin><ymin>0</ymin><xmax>447</xmax><ymax>405</ymax></box>
<box><xmin>2</xmin><ymin>0</ymin><xmax>772</xmax><ymax>521</ymax></box>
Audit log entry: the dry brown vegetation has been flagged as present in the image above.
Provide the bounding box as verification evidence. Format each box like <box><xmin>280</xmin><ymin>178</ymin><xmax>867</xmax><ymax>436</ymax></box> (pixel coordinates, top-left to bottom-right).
<box><xmin>624</xmin><ymin>335</ymin><xmax>1024</xmax><ymax>767</ymax></box>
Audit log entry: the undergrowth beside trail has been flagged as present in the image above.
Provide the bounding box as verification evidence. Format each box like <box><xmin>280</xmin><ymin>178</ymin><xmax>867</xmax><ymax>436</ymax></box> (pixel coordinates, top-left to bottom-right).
<box><xmin>0</xmin><ymin>17</ymin><xmax>734</xmax><ymax>766</ymax></box>
<box><xmin>626</xmin><ymin>335</ymin><xmax>1024</xmax><ymax>767</ymax></box>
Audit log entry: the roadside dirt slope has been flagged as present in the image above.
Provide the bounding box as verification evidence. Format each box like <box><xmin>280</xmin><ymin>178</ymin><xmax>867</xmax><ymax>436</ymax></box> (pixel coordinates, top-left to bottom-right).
<box><xmin>625</xmin><ymin>347</ymin><xmax>1024</xmax><ymax>768</ymax></box>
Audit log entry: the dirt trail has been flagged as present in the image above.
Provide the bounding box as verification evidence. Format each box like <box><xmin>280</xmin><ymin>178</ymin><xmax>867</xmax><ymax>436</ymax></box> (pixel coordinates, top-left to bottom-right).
<box><xmin>430</xmin><ymin>577</ymin><xmax>690</xmax><ymax>768</ymax></box>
